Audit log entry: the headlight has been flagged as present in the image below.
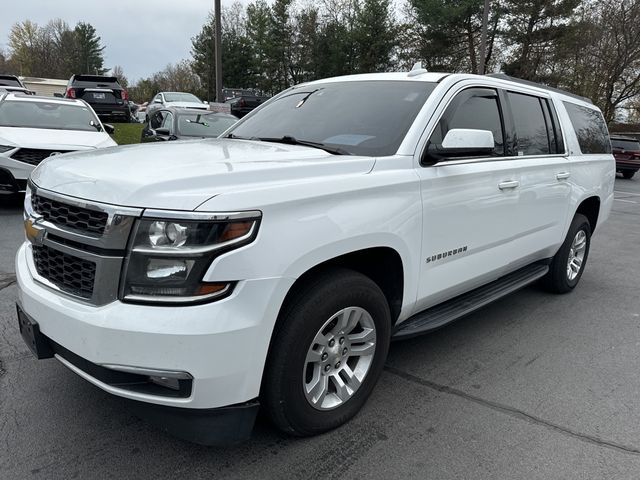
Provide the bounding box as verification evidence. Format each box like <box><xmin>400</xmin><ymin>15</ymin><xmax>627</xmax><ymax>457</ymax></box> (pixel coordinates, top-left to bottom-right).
<box><xmin>0</xmin><ymin>145</ymin><xmax>14</xmax><ymax>153</ymax></box>
<box><xmin>121</xmin><ymin>213</ymin><xmax>260</xmax><ymax>304</ymax></box>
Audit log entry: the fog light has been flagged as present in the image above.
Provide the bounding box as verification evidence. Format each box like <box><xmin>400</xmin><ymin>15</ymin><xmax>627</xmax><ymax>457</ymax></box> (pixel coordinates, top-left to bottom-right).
<box><xmin>149</xmin><ymin>375</ymin><xmax>181</xmax><ymax>391</ymax></box>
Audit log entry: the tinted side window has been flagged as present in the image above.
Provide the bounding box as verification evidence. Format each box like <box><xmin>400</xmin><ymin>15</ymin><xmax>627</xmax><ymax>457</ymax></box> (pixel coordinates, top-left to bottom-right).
<box><xmin>507</xmin><ymin>92</ymin><xmax>550</xmax><ymax>156</ymax></box>
<box><xmin>563</xmin><ymin>102</ymin><xmax>611</xmax><ymax>154</ymax></box>
<box><xmin>541</xmin><ymin>99</ymin><xmax>565</xmax><ymax>154</ymax></box>
<box><xmin>427</xmin><ymin>88</ymin><xmax>504</xmax><ymax>161</ymax></box>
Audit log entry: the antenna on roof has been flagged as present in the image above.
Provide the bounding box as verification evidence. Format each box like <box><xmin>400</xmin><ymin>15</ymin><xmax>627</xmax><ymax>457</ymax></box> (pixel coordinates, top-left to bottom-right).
<box><xmin>408</xmin><ymin>61</ymin><xmax>428</xmax><ymax>77</ymax></box>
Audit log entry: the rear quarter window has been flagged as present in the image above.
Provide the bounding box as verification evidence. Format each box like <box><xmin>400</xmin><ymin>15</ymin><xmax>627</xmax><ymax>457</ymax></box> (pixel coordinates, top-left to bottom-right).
<box><xmin>563</xmin><ymin>102</ymin><xmax>611</xmax><ymax>154</ymax></box>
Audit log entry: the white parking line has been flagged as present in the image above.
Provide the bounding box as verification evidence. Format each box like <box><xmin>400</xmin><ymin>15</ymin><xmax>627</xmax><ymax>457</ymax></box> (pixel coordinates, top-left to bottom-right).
<box><xmin>615</xmin><ymin>198</ymin><xmax>638</xmax><ymax>204</ymax></box>
<box><xmin>615</xmin><ymin>190</ymin><xmax>640</xmax><ymax>196</ymax></box>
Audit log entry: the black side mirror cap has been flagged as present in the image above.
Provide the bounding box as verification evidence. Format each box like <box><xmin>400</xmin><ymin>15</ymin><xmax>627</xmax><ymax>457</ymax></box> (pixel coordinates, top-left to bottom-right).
<box><xmin>103</xmin><ymin>123</ymin><xmax>115</xmax><ymax>134</ymax></box>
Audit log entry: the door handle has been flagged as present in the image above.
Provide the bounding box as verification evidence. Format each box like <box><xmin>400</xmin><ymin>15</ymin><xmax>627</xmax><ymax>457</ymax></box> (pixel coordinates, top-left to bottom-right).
<box><xmin>556</xmin><ymin>172</ymin><xmax>571</xmax><ymax>180</ymax></box>
<box><xmin>498</xmin><ymin>180</ymin><xmax>520</xmax><ymax>190</ymax></box>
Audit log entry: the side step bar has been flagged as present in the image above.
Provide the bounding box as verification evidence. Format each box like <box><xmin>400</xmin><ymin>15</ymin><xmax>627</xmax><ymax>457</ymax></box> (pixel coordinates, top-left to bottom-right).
<box><xmin>393</xmin><ymin>263</ymin><xmax>549</xmax><ymax>340</ymax></box>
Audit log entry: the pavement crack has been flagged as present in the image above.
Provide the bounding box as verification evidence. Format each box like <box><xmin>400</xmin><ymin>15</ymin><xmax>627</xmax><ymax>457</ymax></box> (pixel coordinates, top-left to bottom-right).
<box><xmin>385</xmin><ymin>365</ymin><xmax>640</xmax><ymax>457</ymax></box>
<box><xmin>0</xmin><ymin>272</ymin><xmax>16</xmax><ymax>291</ymax></box>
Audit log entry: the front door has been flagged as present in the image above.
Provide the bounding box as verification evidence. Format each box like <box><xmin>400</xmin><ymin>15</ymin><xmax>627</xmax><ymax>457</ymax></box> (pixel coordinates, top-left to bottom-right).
<box><xmin>413</xmin><ymin>86</ymin><xmax>525</xmax><ymax>312</ymax></box>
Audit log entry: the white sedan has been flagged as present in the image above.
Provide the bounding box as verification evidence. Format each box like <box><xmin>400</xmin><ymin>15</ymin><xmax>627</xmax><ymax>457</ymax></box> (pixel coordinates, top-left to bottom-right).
<box><xmin>0</xmin><ymin>93</ymin><xmax>117</xmax><ymax>195</ymax></box>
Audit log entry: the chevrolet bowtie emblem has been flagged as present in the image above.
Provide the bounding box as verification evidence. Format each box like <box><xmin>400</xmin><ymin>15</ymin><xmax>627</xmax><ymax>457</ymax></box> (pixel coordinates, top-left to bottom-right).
<box><xmin>25</xmin><ymin>217</ymin><xmax>46</xmax><ymax>246</ymax></box>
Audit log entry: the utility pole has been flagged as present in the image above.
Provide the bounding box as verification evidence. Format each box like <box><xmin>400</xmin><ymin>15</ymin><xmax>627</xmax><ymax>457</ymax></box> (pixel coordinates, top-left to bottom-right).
<box><xmin>479</xmin><ymin>0</ymin><xmax>490</xmax><ymax>75</ymax></box>
<box><xmin>214</xmin><ymin>0</ymin><xmax>223</xmax><ymax>103</ymax></box>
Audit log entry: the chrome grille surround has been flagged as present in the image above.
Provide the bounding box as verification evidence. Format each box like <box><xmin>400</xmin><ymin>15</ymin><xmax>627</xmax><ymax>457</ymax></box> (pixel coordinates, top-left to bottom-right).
<box><xmin>25</xmin><ymin>183</ymin><xmax>143</xmax><ymax>306</ymax></box>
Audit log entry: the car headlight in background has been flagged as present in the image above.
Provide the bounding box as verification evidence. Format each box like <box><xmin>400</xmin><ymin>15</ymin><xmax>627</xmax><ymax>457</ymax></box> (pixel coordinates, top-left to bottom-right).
<box><xmin>121</xmin><ymin>212</ymin><xmax>261</xmax><ymax>305</ymax></box>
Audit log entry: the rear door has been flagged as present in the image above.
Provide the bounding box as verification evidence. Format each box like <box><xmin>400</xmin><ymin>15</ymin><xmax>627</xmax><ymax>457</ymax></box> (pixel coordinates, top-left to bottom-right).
<box><xmin>500</xmin><ymin>90</ymin><xmax>571</xmax><ymax>261</ymax></box>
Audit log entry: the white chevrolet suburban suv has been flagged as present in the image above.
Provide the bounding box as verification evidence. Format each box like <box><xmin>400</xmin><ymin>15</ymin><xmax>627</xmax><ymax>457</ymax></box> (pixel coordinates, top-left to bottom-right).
<box><xmin>16</xmin><ymin>71</ymin><xmax>615</xmax><ymax>445</ymax></box>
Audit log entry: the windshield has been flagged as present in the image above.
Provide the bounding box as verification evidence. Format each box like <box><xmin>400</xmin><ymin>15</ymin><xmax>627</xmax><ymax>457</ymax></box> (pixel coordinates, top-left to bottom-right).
<box><xmin>228</xmin><ymin>81</ymin><xmax>437</xmax><ymax>156</ymax></box>
<box><xmin>164</xmin><ymin>93</ymin><xmax>202</xmax><ymax>103</ymax></box>
<box><xmin>177</xmin><ymin>113</ymin><xmax>237</xmax><ymax>137</ymax></box>
<box><xmin>611</xmin><ymin>139</ymin><xmax>640</xmax><ymax>151</ymax></box>
<box><xmin>0</xmin><ymin>100</ymin><xmax>101</xmax><ymax>131</ymax></box>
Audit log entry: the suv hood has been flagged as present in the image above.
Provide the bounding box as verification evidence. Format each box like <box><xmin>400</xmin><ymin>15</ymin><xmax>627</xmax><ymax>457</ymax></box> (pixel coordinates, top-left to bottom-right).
<box><xmin>31</xmin><ymin>138</ymin><xmax>376</xmax><ymax>210</ymax></box>
<box><xmin>0</xmin><ymin>127</ymin><xmax>109</xmax><ymax>149</ymax></box>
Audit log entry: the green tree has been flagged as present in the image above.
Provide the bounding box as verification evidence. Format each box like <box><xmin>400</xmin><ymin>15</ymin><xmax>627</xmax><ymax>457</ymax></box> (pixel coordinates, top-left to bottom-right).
<box><xmin>408</xmin><ymin>0</ymin><xmax>501</xmax><ymax>73</ymax></box>
<box><xmin>501</xmin><ymin>0</ymin><xmax>580</xmax><ymax>82</ymax></box>
<box><xmin>72</xmin><ymin>22</ymin><xmax>106</xmax><ymax>74</ymax></box>
<box><xmin>191</xmin><ymin>2</ymin><xmax>255</xmax><ymax>100</ymax></box>
<box><xmin>353</xmin><ymin>0</ymin><xmax>397</xmax><ymax>73</ymax></box>
<box><xmin>246</xmin><ymin>0</ymin><xmax>276</xmax><ymax>93</ymax></box>
<box><xmin>8</xmin><ymin>20</ymin><xmax>44</xmax><ymax>76</ymax></box>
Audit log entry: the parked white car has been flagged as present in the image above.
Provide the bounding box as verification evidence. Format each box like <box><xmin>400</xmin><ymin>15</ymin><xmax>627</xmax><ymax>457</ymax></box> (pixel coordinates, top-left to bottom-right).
<box><xmin>145</xmin><ymin>92</ymin><xmax>208</xmax><ymax>119</ymax></box>
<box><xmin>0</xmin><ymin>93</ymin><xmax>117</xmax><ymax>195</ymax></box>
<box><xmin>16</xmin><ymin>71</ymin><xmax>614</xmax><ymax>445</ymax></box>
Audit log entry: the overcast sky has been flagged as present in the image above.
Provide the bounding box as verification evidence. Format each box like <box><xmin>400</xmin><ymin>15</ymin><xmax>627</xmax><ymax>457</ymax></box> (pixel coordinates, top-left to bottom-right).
<box><xmin>1</xmin><ymin>0</ymin><xmax>231</xmax><ymax>81</ymax></box>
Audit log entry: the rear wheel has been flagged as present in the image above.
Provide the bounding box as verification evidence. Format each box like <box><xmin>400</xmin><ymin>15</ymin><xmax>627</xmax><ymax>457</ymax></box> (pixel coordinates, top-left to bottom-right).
<box><xmin>622</xmin><ymin>170</ymin><xmax>636</xmax><ymax>179</ymax></box>
<box><xmin>542</xmin><ymin>213</ymin><xmax>591</xmax><ymax>293</ymax></box>
<box><xmin>262</xmin><ymin>268</ymin><xmax>391</xmax><ymax>436</ymax></box>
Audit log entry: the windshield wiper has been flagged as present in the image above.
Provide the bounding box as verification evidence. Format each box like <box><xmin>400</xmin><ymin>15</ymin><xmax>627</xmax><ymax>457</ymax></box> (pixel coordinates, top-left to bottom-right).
<box><xmin>225</xmin><ymin>133</ymin><xmax>258</xmax><ymax>140</ymax></box>
<box><xmin>257</xmin><ymin>136</ymin><xmax>351</xmax><ymax>155</ymax></box>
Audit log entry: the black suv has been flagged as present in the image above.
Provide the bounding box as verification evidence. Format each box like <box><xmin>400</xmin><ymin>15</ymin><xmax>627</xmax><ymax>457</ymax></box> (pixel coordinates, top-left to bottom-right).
<box><xmin>64</xmin><ymin>74</ymin><xmax>131</xmax><ymax>122</ymax></box>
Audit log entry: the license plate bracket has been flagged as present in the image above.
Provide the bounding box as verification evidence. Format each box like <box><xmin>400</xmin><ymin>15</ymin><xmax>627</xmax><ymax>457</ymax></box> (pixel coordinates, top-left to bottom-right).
<box><xmin>17</xmin><ymin>305</ymin><xmax>54</xmax><ymax>359</ymax></box>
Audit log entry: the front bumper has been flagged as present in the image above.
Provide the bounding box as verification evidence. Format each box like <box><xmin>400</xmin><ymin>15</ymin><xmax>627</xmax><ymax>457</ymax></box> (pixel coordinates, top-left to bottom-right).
<box><xmin>0</xmin><ymin>155</ymin><xmax>31</xmax><ymax>193</ymax></box>
<box><xmin>16</xmin><ymin>243</ymin><xmax>293</xmax><ymax>411</ymax></box>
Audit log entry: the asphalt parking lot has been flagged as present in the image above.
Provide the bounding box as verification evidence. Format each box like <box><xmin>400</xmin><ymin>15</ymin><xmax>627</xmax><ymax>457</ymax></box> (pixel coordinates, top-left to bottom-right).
<box><xmin>1</xmin><ymin>177</ymin><xmax>640</xmax><ymax>479</ymax></box>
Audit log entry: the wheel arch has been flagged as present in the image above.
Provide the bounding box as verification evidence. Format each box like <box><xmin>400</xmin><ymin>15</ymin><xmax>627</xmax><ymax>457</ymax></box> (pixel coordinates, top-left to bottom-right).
<box><xmin>279</xmin><ymin>246</ymin><xmax>405</xmax><ymax>327</ymax></box>
<box><xmin>575</xmin><ymin>196</ymin><xmax>600</xmax><ymax>233</ymax></box>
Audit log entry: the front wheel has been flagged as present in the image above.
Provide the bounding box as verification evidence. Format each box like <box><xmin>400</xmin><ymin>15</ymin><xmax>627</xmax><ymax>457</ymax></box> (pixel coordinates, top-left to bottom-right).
<box><xmin>262</xmin><ymin>268</ymin><xmax>391</xmax><ymax>436</ymax></box>
<box><xmin>542</xmin><ymin>213</ymin><xmax>591</xmax><ymax>293</ymax></box>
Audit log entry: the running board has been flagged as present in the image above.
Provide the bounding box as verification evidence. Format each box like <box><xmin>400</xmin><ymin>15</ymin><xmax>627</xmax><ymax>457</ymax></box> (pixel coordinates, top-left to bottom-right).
<box><xmin>393</xmin><ymin>263</ymin><xmax>549</xmax><ymax>340</ymax></box>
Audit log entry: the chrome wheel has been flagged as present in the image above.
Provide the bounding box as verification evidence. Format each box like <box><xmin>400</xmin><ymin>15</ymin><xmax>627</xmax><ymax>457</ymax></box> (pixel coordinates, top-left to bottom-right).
<box><xmin>567</xmin><ymin>230</ymin><xmax>587</xmax><ymax>281</ymax></box>
<box><xmin>303</xmin><ymin>306</ymin><xmax>376</xmax><ymax>411</ymax></box>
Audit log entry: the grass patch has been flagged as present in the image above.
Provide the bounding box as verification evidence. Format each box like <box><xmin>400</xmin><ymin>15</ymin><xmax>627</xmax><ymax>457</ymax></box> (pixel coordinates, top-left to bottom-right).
<box><xmin>110</xmin><ymin>123</ymin><xmax>144</xmax><ymax>145</ymax></box>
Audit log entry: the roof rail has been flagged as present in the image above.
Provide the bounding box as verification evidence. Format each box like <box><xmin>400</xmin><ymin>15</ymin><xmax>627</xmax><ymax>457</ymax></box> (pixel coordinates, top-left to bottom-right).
<box><xmin>486</xmin><ymin>73</ymin><xmax>592</xmax><ymax>104</ymax></box>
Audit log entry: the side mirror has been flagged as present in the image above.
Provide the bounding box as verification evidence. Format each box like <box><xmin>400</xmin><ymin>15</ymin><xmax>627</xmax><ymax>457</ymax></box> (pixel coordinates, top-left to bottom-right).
<box><xmin>103</xmin><ymin>123</ymin><xmax>115</xmax><ymax>134</ymax></box>
<box><xmin>442</xmin><ymin>128</ymin><xmax>494</xmax><ymax>150</ymax></box>
<box><xmin>424</xmin><ymin>128</ymin><xmax>495</xmax><ymax>165</ymax></box>
<box><xmin>156</xmin><ymin>128</ymin><xmax>178</xmax><ymax>140</ymax></box>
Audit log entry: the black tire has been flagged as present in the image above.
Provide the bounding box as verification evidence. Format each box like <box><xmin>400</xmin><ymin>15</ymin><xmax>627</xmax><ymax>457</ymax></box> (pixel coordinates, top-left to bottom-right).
<box><xmin>542</xmin><ymin>213</ymin><xmax>591</xmax><ymax>294</ymax></box>
<box><xmin>262</xmin><ymin>268</ymin><xmax>391</xmax><ymax>436</ymax></box>
<box><xmin>622</xmin><ymin>170</ymin><xmax>636</xmax><ymax>179</ymax></box>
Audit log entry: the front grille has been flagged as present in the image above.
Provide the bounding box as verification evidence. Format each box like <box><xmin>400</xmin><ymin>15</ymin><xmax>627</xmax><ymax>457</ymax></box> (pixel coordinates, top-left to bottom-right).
<box><xmin>33</xmin><ymin>194</ymin><xmax>109</xmax><ymax>235</ymax></box>
<box><xmin>11</xmin><ymin>148</ymin><xmax>71</xmax><ymax>166</ymax></box>
<box><xmin>32</xmin><ymin>245</ymin><xmax>96</xmax><ymax>299</ymax></box>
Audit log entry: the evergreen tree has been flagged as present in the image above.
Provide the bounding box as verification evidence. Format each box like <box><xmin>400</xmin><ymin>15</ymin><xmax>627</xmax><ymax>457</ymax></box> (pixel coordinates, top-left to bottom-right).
<box><xmin>353</xmin><ymin>0</ymin><xmax>397</xmax><ymax>73</ymax></box>
<box><xmin>72</xmin><ymin>22</ymin><xmax>106</xmax><ymax>74</ymax></box>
